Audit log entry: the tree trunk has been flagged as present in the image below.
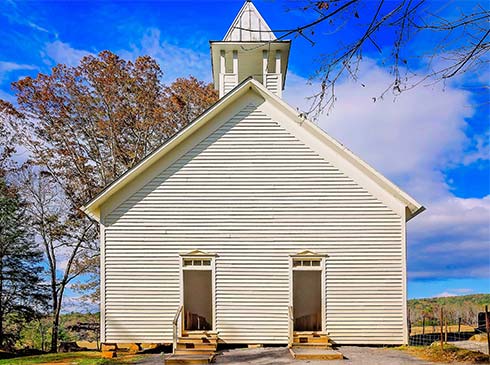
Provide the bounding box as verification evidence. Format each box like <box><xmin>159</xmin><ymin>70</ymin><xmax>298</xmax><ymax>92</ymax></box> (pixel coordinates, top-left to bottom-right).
<box><xmin>40</xmin><ymin>321</ymin><xmax>45</xmax><ymax>352</ymax></box>
<box><xmin>50</xmin><ymin>311</ymin><xmax>59</xmax><ymax>353</ymax></box>
<box><xmin>50</xmin><ymin>288</ymin><xmax>59</xmax><ymax>353</ymax></box>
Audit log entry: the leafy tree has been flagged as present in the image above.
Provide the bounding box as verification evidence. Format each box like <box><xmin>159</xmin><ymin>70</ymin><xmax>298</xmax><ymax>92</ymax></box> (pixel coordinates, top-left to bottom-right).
<box><xmin>17</xmin><ymin>317</ymin><xmax>51</xmax><ymax>352</ymax></box>
<box><xmin>4</xmin><ymin>51</ymin><xmax>218</xmax><ymax>351</ymax></box>
<box><xmin>408</xmin><ymin>294</ymin><xmax>490</xmax><ymax>326</ymax></box>
<box><xmin>20</xmin><ymin>167</ymin><xmax>96</xmax><ymax>353</ymax></box>
<box><xmin>0</xmin><ymin>100</ymin><xmax>22</xmax><ymax>176</ymax></box>
<box><xmin>0</xmin><ymin>177</ymin><xmax>48</xmax><ymax>350</ymax></box>
<box><xmin>11</xmin><ymin>51</ymin><xmax>218</xmax><ymax>207</ymax></box>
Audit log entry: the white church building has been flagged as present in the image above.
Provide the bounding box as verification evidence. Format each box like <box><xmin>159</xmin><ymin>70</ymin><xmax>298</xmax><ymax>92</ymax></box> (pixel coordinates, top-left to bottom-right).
<box><xmin>82</xmin><ymin>1</ymin><xmax>424</xmax><ymax>362</ymax></box>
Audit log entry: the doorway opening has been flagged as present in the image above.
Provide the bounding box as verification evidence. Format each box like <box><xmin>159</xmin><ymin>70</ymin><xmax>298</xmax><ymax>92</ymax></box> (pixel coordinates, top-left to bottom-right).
<box><xmin>182</xmin><ymin>258</ymin><xmax>213</xmax><ymax>331</ymax></box>
<box><xmin>292</xmin><ymin>258</ymin><xmax>323</xmax><ymax>332</ymax></box>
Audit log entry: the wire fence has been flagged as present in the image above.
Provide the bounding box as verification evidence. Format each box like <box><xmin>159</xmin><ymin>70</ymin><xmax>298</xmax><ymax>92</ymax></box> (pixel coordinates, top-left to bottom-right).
<box><xmin>408</xmin><ymin>304</ymin><xmax>490</xmax><ymax>355</ymax></box>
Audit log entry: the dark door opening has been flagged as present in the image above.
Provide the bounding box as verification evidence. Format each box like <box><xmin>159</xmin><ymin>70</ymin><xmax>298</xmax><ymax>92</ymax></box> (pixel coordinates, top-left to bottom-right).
<box><xmin>183</xmin><ymin>270</ymin><xmax>213</xmax><ymax>331</ymax></box>
<box><xmin>293</xmin><ymin>270</ymin><xmax>322</xmax><ymax>332</ymax></box>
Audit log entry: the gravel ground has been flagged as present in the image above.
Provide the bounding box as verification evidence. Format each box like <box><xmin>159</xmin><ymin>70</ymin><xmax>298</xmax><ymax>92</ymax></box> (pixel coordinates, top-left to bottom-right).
<box><xmin>452</xmin><ymin>340</ymin><xmax>489</xmax><ymax>355</ymax></box>
<box><xmin>133</xmin><ymin>346</ymin><xmax>448</xmax><ymax>364</ymax></box>
<box><xmin>214</xmin><ymin>346</ymin><xmax>445</xmax><ymax>365</ymax></box>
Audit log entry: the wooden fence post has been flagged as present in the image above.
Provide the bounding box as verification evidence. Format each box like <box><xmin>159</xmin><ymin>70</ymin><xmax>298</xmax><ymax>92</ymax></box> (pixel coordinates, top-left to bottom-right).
<box><xmin>408</xmin><ymin>308</ymin><xmax>411</xmax><ymax>340</ymax></box>
<box><xmin>445</xmin><ymin>319</ymin><xmax>448</xmax><ymax>343</ymax></box>
<box><xmin>485</xmin><ymin>305</ymin><xmax>490</xmax><ymax>357</ymax></box>
<box><xmin>458</xmin><ymin>317</ymin><xmax>461</xmax><ymax>334</ymax></box>
<box><xmin>440</xmin><ymin>308</ymin><xmax>444</xmax><ymax>350</ymax></box>
<box><xmin>422</xmin><ymin>316</ymin><xmax>425</xmax><ymax>335</ymax></box>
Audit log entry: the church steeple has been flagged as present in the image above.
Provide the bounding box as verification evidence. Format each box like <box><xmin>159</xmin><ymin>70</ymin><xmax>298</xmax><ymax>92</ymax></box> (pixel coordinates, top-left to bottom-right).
<box><xmin>210</xmin><ymin>1</ymin><xmax>291</xmax><ymax>98</ymax></box>
<box><xmin>223</xmin><ymin>1</ymin><xmax>276</xmax><ymax>42</ymax></box>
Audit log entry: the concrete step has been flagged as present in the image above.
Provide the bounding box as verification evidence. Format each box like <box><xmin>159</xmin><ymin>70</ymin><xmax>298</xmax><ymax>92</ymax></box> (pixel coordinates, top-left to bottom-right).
<box><xmin>166</xmin><ymin>353</ymin><xmax>214</xmax><ymax>365</ymax></box>
<box><xmin>290</xmin><ymin>347</ymin><xmax>343</xmax><ymax>361</ymax></box>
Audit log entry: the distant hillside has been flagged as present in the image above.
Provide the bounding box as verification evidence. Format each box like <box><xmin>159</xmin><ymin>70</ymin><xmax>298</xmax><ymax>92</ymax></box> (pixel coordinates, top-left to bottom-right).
<box><xmin>409</xmin><ymin>294</ymin><xmax>490</xmax><ymax>307</ymax></box>
<box><xmin>408</xmin><ymin>294</ymin><xmax>490</xmax><ymax>326</ymax></box>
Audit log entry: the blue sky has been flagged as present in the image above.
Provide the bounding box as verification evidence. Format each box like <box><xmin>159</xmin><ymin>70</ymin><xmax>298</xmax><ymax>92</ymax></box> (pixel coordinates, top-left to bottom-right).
<box><xmin>1</xmin><ymin>0</ymin><xmax>489</xmax><ymax>302</ymax></box>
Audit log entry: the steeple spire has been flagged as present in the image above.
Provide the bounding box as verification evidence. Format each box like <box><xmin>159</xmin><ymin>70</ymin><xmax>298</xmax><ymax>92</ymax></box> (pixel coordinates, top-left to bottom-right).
<box><xmin>223</xmin><ymin>1</ymin><xmax>276</xmax><ymax>42</ymax></box>
<box><xmin>210</xmin><ymin>1</ymin><xmax>291</xmax><ymax>98</ymax></box>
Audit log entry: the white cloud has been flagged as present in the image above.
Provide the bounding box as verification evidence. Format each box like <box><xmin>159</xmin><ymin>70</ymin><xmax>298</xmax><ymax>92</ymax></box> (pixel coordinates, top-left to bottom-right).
<box><xmin>0</xmin><ymin>61</ymin><xmax>36</xmax><ymax>82</ymax></box>
<box><xmin>0</xmin><ymin>89</ymin><xmax>16</xmax><ymax>103</ymax></box>
<box><xmin>284</xmin><ymin>61</ymin><xmax>490</xmax><ymax>281</ymax></box>
<box><xmin>435</xmin><ymin>292</ymin><xmax>457</xmax><ymax>298</ymax></box>
<box><xmin>62</xmin><ymin>294</ymin><xmax>98</xmax><ymax>314</ymax></box>
<box><xmin>0</xmin><ymin>61</ymin><xmax>36</xmax><ymax>73</ymax></box>
<box><xmin>119</xmin><ymin>28</ymin><xmax>212</xmax><ymax>83</ymax></box>
<box><xmin>285</xmin><ymin>65</ymin><xmax>473</xmax><ymax>187</ymax></box>
<box><xmin>27</xmin><ymin>21</ymin><xmax>49</xmax><ymax>33</ymax></box>
<box><xmin>408</xmin><ymin>195</ymin><xmax>490</xmax><ymax>280</ymax></box>
<box><xmin>436</xmin><ymin>288</ymin><xmax>474</xmax><ymax>297</ymax></box>
<box><xmin>40</xmin><ymin>30</ymin><xmax>212</xmax><ymax>84</ymax></box>
<box><xmin>463</xmin><ymin>132</ymin><xmax>490</xmax><ymax>166</ymax></box>
<box><xmin>42</xmin><ymin>40</ymin><xmax>93</xmax><ymax>67</ymax></box>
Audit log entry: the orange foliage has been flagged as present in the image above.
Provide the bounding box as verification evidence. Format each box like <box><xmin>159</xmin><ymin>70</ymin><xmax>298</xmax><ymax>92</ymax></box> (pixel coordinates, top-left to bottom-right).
<box><xmin>10</xmin><ymin>50</ymin><xmax>218</xmax><ymax>209</ymax></box>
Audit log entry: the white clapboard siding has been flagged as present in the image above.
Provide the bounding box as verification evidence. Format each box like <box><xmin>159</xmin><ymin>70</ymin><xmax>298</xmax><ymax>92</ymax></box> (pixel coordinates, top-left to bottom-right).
<box><xmin>103</xmin><ymin>103</ymin><xmax>404</xmax><ymax>344</ymax></box>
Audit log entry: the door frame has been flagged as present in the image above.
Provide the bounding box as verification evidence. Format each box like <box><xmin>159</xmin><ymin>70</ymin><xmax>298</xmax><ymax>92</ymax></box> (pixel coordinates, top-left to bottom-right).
<box><xmin>289</xmin><ymin>251</ymin><xmax>327</xmax><ymax>333</ymax></box>
<box><xmin>179</xmin><ymin>251</ymin><xmax>216</xmax><ymax>333</ymax></box>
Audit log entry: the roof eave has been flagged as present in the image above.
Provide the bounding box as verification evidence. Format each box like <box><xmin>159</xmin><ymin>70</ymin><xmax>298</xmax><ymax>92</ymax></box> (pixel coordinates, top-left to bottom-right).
<box><xmin>407</xmin><ymin>205</ymin><xmax>426</xmax><ymax>221</ymax></box>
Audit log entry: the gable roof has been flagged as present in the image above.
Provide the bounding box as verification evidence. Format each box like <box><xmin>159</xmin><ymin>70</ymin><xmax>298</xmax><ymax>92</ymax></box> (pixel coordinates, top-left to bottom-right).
<box><xmin>223</xmin><ymin>1</ymin><xmax>276</xmax><ymax>42</ymax></box>
<box><xmin>81</xmin><ymin>78</ymin><xmax>424</xmax><ymax>222</ymax></box>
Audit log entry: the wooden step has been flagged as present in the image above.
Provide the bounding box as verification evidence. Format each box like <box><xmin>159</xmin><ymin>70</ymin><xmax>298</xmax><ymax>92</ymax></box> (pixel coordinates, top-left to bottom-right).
<box><xmin>293</xmin><ymin>331</ymin><xmax>329</xmax><ymax>337</ymax></box>
<box><xmin>292</xmin><ymin>342</ymin><xmax>332</xmax><ymax>348</ymax></box>
<box><xmin>177</xmin><ymin>342</ymin><xmax>216</xmax><ymax>351</ymax></box>
<box><xmin>178</xmin><ymin>337</ymin><xmax>218</xmax><ymax>344</ymax></box>
<box><xmin>172</xmin><ymin>332</ymin><xmax>217</xmax><ymax>363</ymax></box>
<box><xmin>290</xmin><ymin>347</ymin><xmax>343</xmax><ymax>361</ymax></box>
<box><xmin>174</xmin><ymin>350</ymin><xmax>215</xmax><ymax>356</ymax></box>
<box><xmin>181</xmin><ymin>331</ymin><xmax>218</xmax><ymax>338</ymax></box>
<box><xmin>293</xmin><ymin>332</ymin><xmax>330</xmax><ymax>344</ymax></box>
<box><xmin>166</xmin><ymin>353</ymin><xmax>214</xmax><ymax>365</ymax></box>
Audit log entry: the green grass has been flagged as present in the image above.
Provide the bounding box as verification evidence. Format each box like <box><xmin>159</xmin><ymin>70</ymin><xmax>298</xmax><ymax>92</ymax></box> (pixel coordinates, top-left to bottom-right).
<box><xmin>0</xmin><ymin>351</ymin><xmax>144</xmax><ymax>365</ymax></box>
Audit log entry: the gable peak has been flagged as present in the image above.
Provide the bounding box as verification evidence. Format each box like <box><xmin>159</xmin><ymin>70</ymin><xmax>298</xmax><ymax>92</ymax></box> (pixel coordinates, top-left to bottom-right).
<box><xmin>223</xmin><ymin>1</ymin><xmax>276</xmax><ymax>42</ymax></box>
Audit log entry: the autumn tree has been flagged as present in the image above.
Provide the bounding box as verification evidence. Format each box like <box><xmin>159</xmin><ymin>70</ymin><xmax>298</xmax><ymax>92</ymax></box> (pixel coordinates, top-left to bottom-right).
<box><xmin>268</xmin><ymin>1</ymin><xmax>489</xmax><ymax>116</ymax></box>
<box><xmin>12</xmin><ymin>51</ymin><xmax>217</xmax><ymax>207</ymax></box>
<box><xmin>0</xmin><ymin>100</ymin><xmax>22</xmax><ymax>176</ymax></box>
<box><xmin>9</xmin><ymin>49</ymin><xmax>217</xmax><ymax>223</ymax></box>
<box><xmin>4</xmin><ymin>51</ymin><xmax>217</xmax><ymax>351</ymax></box>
